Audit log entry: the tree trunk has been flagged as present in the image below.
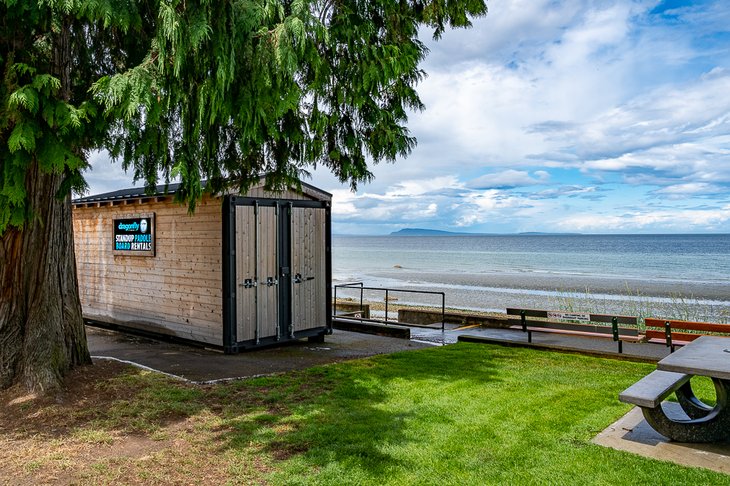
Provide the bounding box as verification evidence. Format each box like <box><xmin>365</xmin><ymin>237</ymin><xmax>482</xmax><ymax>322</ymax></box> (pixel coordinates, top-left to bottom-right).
<box><xmin>0</xmin><ymin>161</ymin><xmax>91</xmax><ymax>392</ymax></box>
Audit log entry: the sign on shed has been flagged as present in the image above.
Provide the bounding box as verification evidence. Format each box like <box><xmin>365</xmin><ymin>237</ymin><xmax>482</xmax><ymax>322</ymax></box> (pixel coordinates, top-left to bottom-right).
<box><xmin>113</xmin><ymin>214</ymin><xmax>155</xmax><ymax>256</ymax></box>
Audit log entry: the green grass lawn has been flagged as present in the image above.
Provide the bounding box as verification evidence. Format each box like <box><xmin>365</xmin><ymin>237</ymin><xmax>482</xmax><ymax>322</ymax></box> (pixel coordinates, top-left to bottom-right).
<box><xmin>255</xmin><ymin>344</ymin><xmax>726</xmax><ymax>485</ymax></box>
<box><xmin>3</xmin><ymin>343</ymin><xmax>728</xmax><ymax>484</ymax></box>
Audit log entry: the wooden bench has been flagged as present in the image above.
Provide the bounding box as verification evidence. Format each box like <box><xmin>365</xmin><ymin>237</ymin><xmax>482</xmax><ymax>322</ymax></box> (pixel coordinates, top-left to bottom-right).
<box><xmin>619</xmin><ymin>370</ymin><xmax>690</xmax><ymax>408</ymax></box>
<box><xmin>506</xmin><ymin>308</ymin><xmax>640</xmax><ymax>353</ymax></box>
<box><xmin>644</xmin><ymin>318</ymin><xmax>730</xmax><ymax>353</ymax></box>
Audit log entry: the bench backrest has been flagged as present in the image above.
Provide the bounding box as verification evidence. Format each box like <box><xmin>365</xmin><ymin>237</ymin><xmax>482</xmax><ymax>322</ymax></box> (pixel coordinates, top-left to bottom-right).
<box><xmin>506</xmin><ymin>308</ymin><xmax>637</xmax><ymax>325</ymax></box>
<box><xmin>644</xmin><ymin>318</ymin><xmax>730</xmax><ymax>334</ymax></box>
<box><xmin>505</xmin><ymin>308</ymin><xmax>639</xmax><ymax>339</ymax></box>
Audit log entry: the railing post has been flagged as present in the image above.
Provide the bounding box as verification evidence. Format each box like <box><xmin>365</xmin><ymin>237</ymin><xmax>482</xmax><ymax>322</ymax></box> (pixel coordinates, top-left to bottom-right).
<box><xmin>384</xmin><ymin>289</ymin><xmax>389</xmax><ymax>323</ymax></box>
<box><xmin>360</xmin><ymin>284</ymin><xmax>364</xmax><ymax>317</ymax></box>
<box><xmin>441</xmin><ymin>294</ymin><xmax>445</xmax><ymax>332</ymax></box>
<box><xmin>330</xmin><ymin>283</ymin><xmax>449</xmax><ymax>331</ymax></box>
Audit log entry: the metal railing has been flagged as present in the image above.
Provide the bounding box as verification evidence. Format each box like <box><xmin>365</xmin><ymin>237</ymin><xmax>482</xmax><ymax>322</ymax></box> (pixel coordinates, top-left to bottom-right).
<box><xmin>333</xmin><ymin>282</ymin><xmax>446</xmax><ymax>331</ymax></box>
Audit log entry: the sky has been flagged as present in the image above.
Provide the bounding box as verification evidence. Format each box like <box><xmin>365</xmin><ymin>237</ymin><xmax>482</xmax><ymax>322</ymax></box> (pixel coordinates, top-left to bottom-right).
<box><xmin>85</xmin><ymin>0</ymin><xmax>730</xmax><ymax>235</ymax></box>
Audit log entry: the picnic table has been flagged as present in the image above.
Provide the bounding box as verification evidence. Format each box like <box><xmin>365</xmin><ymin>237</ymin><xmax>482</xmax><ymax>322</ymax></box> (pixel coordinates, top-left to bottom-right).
<box><xmin>619</xmin><ymin>336</ymin><xmax>730</xmax><ymax>443</ymax></box>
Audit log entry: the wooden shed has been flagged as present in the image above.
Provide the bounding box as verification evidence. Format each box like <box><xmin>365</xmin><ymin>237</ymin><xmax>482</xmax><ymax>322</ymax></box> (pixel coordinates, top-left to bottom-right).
<box><xmin>72</xmin><ymin>181</ymin><xmax>332</xmax><ymax>353</ymax></box>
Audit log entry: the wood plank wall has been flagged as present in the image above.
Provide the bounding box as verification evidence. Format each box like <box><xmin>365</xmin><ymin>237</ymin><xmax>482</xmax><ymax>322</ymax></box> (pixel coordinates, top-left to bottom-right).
<box><xmin>235</xmin><ymin>205</ymin><xmax>257</xmax><ymax>341</ymax></box>
<box><xmin>291</xmin><ymin>207</ymin><xmax>327</xmax><ymax>332</ymax></box>
<box><xmin>257</xmin><ymin>206</ymin><xmax>280</xmax><ymax>338</ymax></box>
<box><xmin>73</xmin><ymin>196</ymin><xmax>224</xmax><ymax>345</ymax></box>
<box><xmin>234</xmin><ymin>205</ymin><xmax>280</xmax><ymax>342</ymax></box>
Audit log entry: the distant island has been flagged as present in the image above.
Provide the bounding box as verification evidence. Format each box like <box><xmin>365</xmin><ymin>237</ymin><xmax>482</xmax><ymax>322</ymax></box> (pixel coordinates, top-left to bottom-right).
<box><xmin>389</xmin><ymin>228</ymin><xmax>582</xmax><ymax>236</ymax></box>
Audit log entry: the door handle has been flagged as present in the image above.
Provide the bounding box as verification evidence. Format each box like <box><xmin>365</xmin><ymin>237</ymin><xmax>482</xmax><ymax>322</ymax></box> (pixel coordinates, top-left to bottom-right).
<box><xmin>293</xmin><ymin>273</ymin><xmax>315</xmax><ymax>284</ymax></box>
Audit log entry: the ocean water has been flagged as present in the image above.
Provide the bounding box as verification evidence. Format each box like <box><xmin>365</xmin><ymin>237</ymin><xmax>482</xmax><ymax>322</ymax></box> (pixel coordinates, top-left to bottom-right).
<box><xmin>332</xmin><ymin>234</ymin><xmax>730</xmax><ymax>322</ymax></box>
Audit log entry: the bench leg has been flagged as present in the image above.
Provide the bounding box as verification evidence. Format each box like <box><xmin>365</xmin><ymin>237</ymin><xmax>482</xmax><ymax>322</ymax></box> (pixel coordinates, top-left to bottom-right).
<box><xmin>675</xmin><ymin>380</ymin><xmax>717</xmax><ymax>420</ymax></box>
<box><xmin>639</xmin><ymin>379</ymin><xmax>730</xmax><ymax>443</ymax></box>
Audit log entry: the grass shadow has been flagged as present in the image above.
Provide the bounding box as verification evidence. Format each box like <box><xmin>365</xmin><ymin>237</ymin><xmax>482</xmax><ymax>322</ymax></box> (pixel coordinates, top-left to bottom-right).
<box><xmin>209</xmin><ymin>344</ymin><xmax>504</xmax><ymax>481</ymax></box>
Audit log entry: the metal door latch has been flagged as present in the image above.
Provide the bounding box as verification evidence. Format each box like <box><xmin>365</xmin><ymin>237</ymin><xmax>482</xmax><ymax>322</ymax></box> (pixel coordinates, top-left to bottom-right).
<box><xmin>266</xmin><ymin>276</ymin><xmax>278</xmax><ymax>287</ymax></box>
<box><xmin>240</xmin><ymin>278</ymin><xmax>257</xmax><ymax>288</ymax></box>
<box><xmin>294</xmin><ymin>273</ymin><xmax>315</xmax><ymax>284</ymax></box>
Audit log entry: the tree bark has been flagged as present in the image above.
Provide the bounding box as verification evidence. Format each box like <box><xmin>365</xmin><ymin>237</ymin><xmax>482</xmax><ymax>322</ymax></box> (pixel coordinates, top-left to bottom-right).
<box><xmin>0</xmin><ymin>161</ymin><xmax>91</xmax><ymax>392</ymax></box>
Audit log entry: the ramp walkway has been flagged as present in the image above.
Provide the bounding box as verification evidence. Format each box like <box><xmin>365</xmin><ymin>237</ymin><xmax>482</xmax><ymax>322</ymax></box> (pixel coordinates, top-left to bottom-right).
<box><xmin>410</xmin><ymin>324</ymin><xmax>670</xmax><ymax>362</ymax></box>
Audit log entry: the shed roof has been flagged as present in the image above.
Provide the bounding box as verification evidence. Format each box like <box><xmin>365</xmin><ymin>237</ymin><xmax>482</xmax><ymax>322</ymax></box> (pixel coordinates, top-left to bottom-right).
<box><xmin>73</xmin><ymin>180</ymin><xmax>331</xmax><ymax>205</ymax></box>
<box><xmin>73</xmin><ymin>182</ymin><xmax>184</xmax><ymax>204</ymax></box>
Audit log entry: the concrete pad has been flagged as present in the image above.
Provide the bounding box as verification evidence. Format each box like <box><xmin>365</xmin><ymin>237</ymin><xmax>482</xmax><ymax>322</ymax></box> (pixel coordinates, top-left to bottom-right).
<box><xmin>593</xmin><ymin>404</ymin><xmax>730</xmax><ymax>474</ymax></box>
<box><xmin>333</xmin><ymin>318</ymin><xmax>411</xmax><ymax>338</ymax></box>
<box><xmin>87</xmin><ymin>326</ymin><xmax>431</xmax><ymax>383</ymax></box>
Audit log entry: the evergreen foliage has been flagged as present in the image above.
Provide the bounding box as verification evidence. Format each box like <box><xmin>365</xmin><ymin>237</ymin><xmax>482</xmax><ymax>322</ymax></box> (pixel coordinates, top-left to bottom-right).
<box><xmin>1</xmin><ymin>0</ymin><xmax>487</xmax><ymax>227</ymax></box>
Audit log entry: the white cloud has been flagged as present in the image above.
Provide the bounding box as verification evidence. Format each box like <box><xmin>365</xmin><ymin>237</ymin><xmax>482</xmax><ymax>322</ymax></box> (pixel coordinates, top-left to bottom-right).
<box><xmin>383</xmin><ymin>176</ymin><xmax>462</xmax><ymax>198</ymax></box>
<box><xmin>406</xmin><ymin>0</ymin><xmax>680</xmax><ymax>176</ymax></box>
<box><xmin>561</xmin><ymin>73</ymin><xmax>730</xmax><ymax>162</ymax></box>
<box><xmin>655</xmin><ymin>182</ymin><xmax>716</xmax><ymax>195</ymax></box>
<box><xmin>330</xmin><ymin>189</ymin><xmax>359</xmax><ymax>216</ymax></box>
<box><xmin>83</xmin><ymin>150</ymin><xmax>137</xmax><ymax>195</ymax></box>
<box><xmin>556</xmin><ymin>205</ymin><xmax>730</xmax><ymax>232</ymax></box>
<box><xmin>531</xmin><ymin>185</ymin><xmax>600</xmax><ymax>199</ymax></box>
<box><xmin>467</xmin><ymin>169</ymin><xmax>550</xmax><ymax>188</ymax></box>
<box><xmin>454</xmin><ymin>189</ymin><xmax>542</xmax><ymax>226</ymax></box>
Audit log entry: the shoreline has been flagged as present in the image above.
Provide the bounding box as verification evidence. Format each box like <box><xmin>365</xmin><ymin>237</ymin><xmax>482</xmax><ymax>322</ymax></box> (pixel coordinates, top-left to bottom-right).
<box><xmin>334</xmin><ymin>269</ymin><xmax>730</xmax><ymax>322</ymax></box>
<box><xmin>363</xmin><ymin>270</ymin><xmax>730</xmax><ymax>301</ymax></box>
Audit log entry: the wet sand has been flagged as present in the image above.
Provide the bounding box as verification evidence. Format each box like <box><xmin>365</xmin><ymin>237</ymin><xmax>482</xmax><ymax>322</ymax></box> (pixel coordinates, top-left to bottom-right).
<box><xmin>334</xmin><ymin>269</ymin><xmax>730</xmax><ymax>320</ymax></box>
<box><xmin>373</xmin><ymin>269</ymin><xmax>730</xmax><ymax>301</ymax></box>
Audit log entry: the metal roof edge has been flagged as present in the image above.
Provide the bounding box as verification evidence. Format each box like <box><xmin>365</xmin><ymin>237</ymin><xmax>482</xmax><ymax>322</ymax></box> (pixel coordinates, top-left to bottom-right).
<box><xmin>73</xmin><ymin>178</ymin><xmax>331</xmax><ymax>205</ymax></box>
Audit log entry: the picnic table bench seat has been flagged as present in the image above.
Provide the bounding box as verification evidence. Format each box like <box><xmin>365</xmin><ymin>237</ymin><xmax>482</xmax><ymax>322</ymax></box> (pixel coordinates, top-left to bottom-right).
<box><xmin>619</xmin><ymin>370</ymin><xmax>690</xmax><ymax>408</ymax></box>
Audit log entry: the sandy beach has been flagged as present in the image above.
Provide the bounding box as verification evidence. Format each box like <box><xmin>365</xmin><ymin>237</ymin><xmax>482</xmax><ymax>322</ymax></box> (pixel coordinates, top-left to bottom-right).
<box><xmin>371</xmin><ymin>269</ymin><xmax>730</xmax><ymax>301</ymax></box>
<box><xmin>333</xmin><ymin>269</ymin><xmax>730</xmax><ymax>322</ymax></box>
<box><xmin>333</xmin><ymin>234</ymin><xmax>730</xmax><ymax>322</ymax></box>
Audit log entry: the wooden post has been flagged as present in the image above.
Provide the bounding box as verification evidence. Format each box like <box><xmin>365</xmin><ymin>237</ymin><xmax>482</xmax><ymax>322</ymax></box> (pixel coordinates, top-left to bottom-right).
<box><xmin>665</xmin><ymin>321</ymin><xmax>674</xmax><ymax>353</ymax></box>
<box><xmin>612</xmin><ymin>317</ymin><xmax>622</xmax><ymax>353</ymax></box>
<box><xmin>521</xmin><ymin>310</ymin><xmax>531</xmax><ymax>343</ymax></box>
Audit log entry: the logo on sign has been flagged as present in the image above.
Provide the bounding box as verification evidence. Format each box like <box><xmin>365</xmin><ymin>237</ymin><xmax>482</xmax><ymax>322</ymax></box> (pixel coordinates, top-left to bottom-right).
<box><xmin>117</xmin><ymin>221</ymin><xmax>139</xmax><ymax>231</ymax></box>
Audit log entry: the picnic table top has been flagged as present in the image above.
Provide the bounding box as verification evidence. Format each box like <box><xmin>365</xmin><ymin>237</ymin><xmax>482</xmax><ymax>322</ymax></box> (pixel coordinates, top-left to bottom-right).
<box><xmin>657</xmin><ymin>336</ymin><xmax>730</xmax><ymax>380</ymax></box>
